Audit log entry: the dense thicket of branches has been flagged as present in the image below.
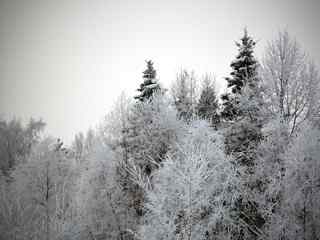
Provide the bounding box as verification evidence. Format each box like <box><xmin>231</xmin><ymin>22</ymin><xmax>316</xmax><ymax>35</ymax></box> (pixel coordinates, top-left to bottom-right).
<box><xmin>1</xmin><ymin>30</ymin><xmax>320</xmax><ymax>240</ymax></box>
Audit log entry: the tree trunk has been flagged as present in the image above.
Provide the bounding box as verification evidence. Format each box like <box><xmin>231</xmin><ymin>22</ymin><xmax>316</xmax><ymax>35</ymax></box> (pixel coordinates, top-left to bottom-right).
<box><xmin>46</xmin><ymin>162</ymin><xmax>50</xmax><ymax>240</ymax></box>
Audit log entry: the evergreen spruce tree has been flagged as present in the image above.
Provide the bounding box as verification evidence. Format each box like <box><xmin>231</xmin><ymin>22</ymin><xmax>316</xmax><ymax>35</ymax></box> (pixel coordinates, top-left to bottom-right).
<box><xmin>196</xmin><ymin>75</ymin><xmax>219</xmax><ymax>126</ymax></box>
<box><xmin>221</xmin><ymin>28</ymin><xmax>258</xmax><ymax>121</ymax></box>
<box><xmin>222</xmin><ymin>29</ymin><xmax>265</xmax><ymax>240</ymax></box>
<box><xmin>134</xmin><ymin>60</ymin><xmax>161</xmax><ymax>102</ymax></box>
<box><xmin>223</xmin><ymin>29</ymin><xmax>263</xmax><ymax>166</ymax></box>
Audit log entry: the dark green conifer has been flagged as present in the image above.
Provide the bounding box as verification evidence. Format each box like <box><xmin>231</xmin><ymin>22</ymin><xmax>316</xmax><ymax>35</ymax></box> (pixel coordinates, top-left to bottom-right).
<box><xmin>221</xmin><ymin>28</ymin><xmax>258</xmax><ymax>121</ymax></box>
<box><xmin>135</xmin><ymin>60</ymin><xmax>161</xmax><ymax>102</ymax></box>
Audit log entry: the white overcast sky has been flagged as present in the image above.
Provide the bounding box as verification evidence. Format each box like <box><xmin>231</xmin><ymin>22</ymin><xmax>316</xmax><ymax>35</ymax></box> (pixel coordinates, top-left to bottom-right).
<box><xmin>1</xmin><ymin>0</ymin><xmax>320</xmax><ymax>143</ymax></box>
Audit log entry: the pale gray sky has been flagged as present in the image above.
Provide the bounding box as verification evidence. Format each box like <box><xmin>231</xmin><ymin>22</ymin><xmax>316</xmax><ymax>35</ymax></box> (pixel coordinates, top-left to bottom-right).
<box><xmin>1</xmin><ymin>0</ymin><xmax>320</xmax><ymax>143</ymax></box>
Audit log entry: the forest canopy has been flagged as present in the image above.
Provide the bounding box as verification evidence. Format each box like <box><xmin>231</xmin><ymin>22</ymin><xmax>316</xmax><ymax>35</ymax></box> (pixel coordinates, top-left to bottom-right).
<box><xmin>1</xmin><ymin>29</ymin><xmax>320</xmax><ymax>240</ymax></box>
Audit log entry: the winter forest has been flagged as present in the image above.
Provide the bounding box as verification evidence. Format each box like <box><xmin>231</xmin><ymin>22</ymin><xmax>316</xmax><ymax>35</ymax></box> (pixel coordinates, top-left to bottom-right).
<box><xmin>1</xmin><ymin>28</ymin><xmax>320</xmax><ymax>240</ymax></box>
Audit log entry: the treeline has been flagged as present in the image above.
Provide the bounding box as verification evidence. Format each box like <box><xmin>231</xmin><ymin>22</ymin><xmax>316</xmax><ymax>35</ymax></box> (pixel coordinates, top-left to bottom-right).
<box><xmin>0</xmin><ymin>29</ymin><xmax>320</xmax><ymax>240</ymax></box>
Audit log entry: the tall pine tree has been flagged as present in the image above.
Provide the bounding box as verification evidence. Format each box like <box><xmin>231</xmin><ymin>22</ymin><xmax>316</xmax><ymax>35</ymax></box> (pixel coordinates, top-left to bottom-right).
<box><xmin>134</xmin><ymin>60</ymin><xmax>161</xmax><ymax>102</ymax></box>
<box><xmin>222</xmin><ymin>29</ymin><xmax>265</xmax><ymax>240</ymax></box>
<box><xmin>221</xmin><ymin>28</ymin><xmax>258</xmax><ymax>121</ymax></box>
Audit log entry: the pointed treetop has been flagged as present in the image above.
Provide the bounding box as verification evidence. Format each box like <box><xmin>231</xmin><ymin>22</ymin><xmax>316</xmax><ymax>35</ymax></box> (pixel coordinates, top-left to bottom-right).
<box><xmin>143</xmin><ymin>60</ymin><xmax>156</xmax><ymax>80</ymax></box>
<box><xmin>134</xmin><ymin>60</ymin><xmax>161</xmax><ymax>102</ymax></box>
<box><xmin>221</xmin><ymin>28</ymin><xmax>258</xmax><ymax>121</ymax></box>
<box><xmin>227</xmin><ymin>28</ymin><xmax>258</xmax><ymax>94</ymax></box>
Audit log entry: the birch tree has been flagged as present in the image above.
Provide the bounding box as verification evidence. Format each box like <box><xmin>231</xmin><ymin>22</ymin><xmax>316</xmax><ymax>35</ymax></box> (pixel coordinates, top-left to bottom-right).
<box><xmin>261</xmin><ymin>30</ymin><xmax>320</xmax><ymax>135</ymax></box>
<box><xmin>9</xmin><ymin>138</ymin><xmax>77</xmax><ymax>240</ymax></box>
<box><xmin>171</xmin><ymin>70</ymin><xmax>199</xmax><ymax>120</ymax></box>
<box><xmin>130</xmin><ymin>120</ymin><xmax>239</xmax><ymax>240</ymax></box>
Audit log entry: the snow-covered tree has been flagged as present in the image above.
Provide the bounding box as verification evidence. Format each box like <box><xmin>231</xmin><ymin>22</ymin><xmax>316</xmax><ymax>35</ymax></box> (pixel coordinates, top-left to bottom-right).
<box><xmin>9</xmin><ymin>138</ymin><xmax>77</xmax><ymax>240</ymax></box>
<box><xmin>72</xmin><ymin>132</ymin><xmax>85</xmax><ymax>163</ymax></box>
<box><xmin>0</xmin><ymin>118</ymin><xmax>45</xmax><ymax>175</ymax></box>
<box><xmin>280</xmin><ymin>122</ymin><xmax>320</xmax><ymax>240</ymax></box>
<box><xmin>100</xmin><ymin>92</ymin><xmax>184</xmax><ymax>236</ymax></box>
<box><xmin>252</xmin><ymin>116</ymin><xmax>290</xmax><ymax>240</ymax></box>
<box><xmin>221</xmin><ymin>28</ymin><xmax>258</xmax><ymax>121</ymax></box>
<box><xmin>135</xmin><ymin>60</ymin><xmax>162</xmax><ymax>102</ymax></box>
<box><xmin>256</xmin><ymin>122</ymin><xmax>320</xmax><ymax>240</ymax></box>
<box><xmin>101</xmin><ymin>91</ymin><xmax>132</xmax><ymax>163</ymax></box>
<box><xmin>130</xmin><ymin>120</ymin><xmax>239</xmax><ymax>240</ymax></box>
<box><xmin>0</xmin><ymin>173</ymin><xmax>41</xmax><ymax>240</ymax></box>
<box><xmin>224</xmin><ymin>49</ymin><xmax>265</xmax><ymax>239</ymax></box>
<box><xmin>196</xmin><ymin>74</ymin><xmax>219</xmax><ymax>127</ymax></box>
<box><xmin>73</xmin><ymin>135</ymin><xmax>137</xmax><ymax>240</ymax></box>
<box><xmin>72</xmin><ymin>127</ymin><xmax>106</xmax><ymax>165</ymax></box>
<box><xmin>171</xmin><ymin>70</ymin><xmax>199</xmax><ymax>120</ymax></box>
<box><xmin>261</xmin><ymin>30</ymin><xmax>320</xmax><ymax>135</ymax></box>
<box><xmin>223</xmin><ymin>120</ymin><xmax>265</xmax><ymax>240</ymax></box>
<box><xmin>224</xmin><ymin>72</ymin><xmax>265</xmax><ymax>168</ymax></box>
<box><xmin>122</xmin><ymin>94</ymin><xmax>184</xmax><ymax>219</ymax></box>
